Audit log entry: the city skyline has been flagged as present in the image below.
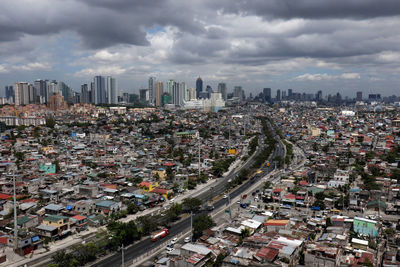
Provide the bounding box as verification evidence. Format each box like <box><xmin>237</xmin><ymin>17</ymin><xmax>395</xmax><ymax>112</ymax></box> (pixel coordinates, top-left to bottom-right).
<box><xmin>1</xmin><ymin>1</ymin><xmax>400</xmax><ymax>96</ymax></box>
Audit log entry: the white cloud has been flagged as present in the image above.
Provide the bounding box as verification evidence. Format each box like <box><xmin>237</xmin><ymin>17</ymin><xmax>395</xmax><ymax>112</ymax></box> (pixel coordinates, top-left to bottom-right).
<box><xmin>0</xmin><ymin>65</ymin><xmax>8</xmax><ymax>73</ymax></box>
<box><xmin>74</xmin><ymin>65</ymin><xmax>126</xmax><ymax>77</ymax></box>
<box><xmin>12</xmin><ymin>62</ymin><xmax>51</xmax><ymax>71</ymax></box>
<box><xmin>294</xmin><ymin>72</ymin><xmax>360</xmax><ymax>81</ymax></box>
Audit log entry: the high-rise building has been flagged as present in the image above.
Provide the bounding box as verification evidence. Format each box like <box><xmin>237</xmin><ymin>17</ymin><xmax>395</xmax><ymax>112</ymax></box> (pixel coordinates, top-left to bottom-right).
<box><xmin>206</xmin><ymin>85</ymin><xmax>213</xmax><ymax>99</ymax></box>
<box><xmin>148</xmin><ymin>77</ymin><xmax>156</xmax><ymax>105</ymax></box>
<box><xmin>14</xmin><ymin>82</ymin><xmax>30</xmax><ymax>105</ymax></box>
<box><xmin>188</xmin><ymin>88</ymin><xmax>196</xmax><ymax>100</ymax></box>
<box><xmin>106</xmin><ymin>76</ymin><xmax>117</xmax><ymax>104</ymax></box>
<box><xmin>48</xmin><ymin>93</ymin><xmax>67</xmax><ymax>111</ymax></box>
<box><xmin>94</xmin><ymin>76</ymin><xmax>106</xmax><ymax>104</ymax></box>
<box><xmin>139</xmin><ymin>89</ymin><xmax>149</xmax><ymax>103</ymax></box>
<box><xmin>196</xmin><ymin>77</ymin><xmax>203</xmax><ymax>98</ymax></box>
<box><xmin>47</xmin><ymin>80</ymin><xmax>59</xmax><ymax>99</ymax></box>
<box><xmin>155</xmin><ymin>81</ymin><xmax>164</xmax><ymax>107</ymax></box>
<box><xmin>263</xmin><ymin>88</ymin><xmax>271</xmax><ymax>103</ymax></box>
<box><xmin>34</xmin><ymin>80</ymin><xmax>49</xmax><ymax>103</ymax></box>
<box><xmin>316</xmin><ymin>90</ymin><xmax>323</xmax><ymax>101</ymax></box>
<box><xmin>356</xmin><ymin>91</ymin><xmax>363</xmax><ymax>101</ymax></box>
<box><xmin>81</xmin><ymin>84</ymin><xmax>89</xmax><ymax>103</ymax></box>
<box><xmin>288</xmin><ymin>89</ymin><xmax>293</xmax><ymax>99</ymax></box>
<box><xmin>282</xmin><ymin>90</ymin><xmax>287</xmax><ymax>100</ymax></box>
<box><xmin>217</xmin><ymin>83</ymin><xmax>227</xmax><ymax>101</ymax></box>
<box><xmin>5</xmin><ymin>86</ymin><xmax>14</xmax><ymax>101</ymax></box>
<box><xmin>234</xmin><ymin>86</ymin><xmax>244</xmax><ymax>101</ymax></box>
<box><xmin>172</xmin><ymin>82</ymin><xmax>183</xmax><ymax>106</ymax></box>
<box><xmin>276</xmin><ymin>89</ymin><xmax>281</xmax><ymax>101</ymax></box>
<box><xmin>60</xmin><ymin>82</ymin><xmax>72</xmax><ymax>104</ymax></box>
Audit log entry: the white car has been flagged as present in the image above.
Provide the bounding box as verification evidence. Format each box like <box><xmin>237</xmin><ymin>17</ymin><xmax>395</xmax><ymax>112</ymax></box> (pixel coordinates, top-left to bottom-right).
<box><xmin>170</xmin><ymin>198</ymin><xmax>175</xmax><ymax>203</ymax></box>
<box><xmin>184</xmin><ymin>237</ymin><xmax>191</xmax><ymax>243</ymax></box>
<box><xmin>223</xmin><ymin>194</ymin><xmax>228</xmax><ymax>199</ymax></box>
<box><xmin>170</xmin><ymin>237</ymin><xmax>178</xmax><ymax>244</ymax></box>
<box><xmin>166</xmin><ymin>246</ymin><xmax>174</xmax><ymax>252</ymax></box>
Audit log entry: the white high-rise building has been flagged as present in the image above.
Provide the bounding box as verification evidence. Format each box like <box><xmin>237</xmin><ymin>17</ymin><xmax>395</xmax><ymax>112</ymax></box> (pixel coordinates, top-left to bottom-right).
<box><xmin>106</xmin><ymin>76</ymin><xmax>117</xmax><ymax>104</ymax></box>
<box><xmin>14</xmin><ymin>82</ymin><xmax>30</xmax><ymax>105</ymax></box>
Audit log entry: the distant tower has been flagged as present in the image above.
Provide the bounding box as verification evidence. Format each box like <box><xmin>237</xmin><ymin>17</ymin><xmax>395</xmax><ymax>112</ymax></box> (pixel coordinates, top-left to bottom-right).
<box><xmin>288</xmin><ymin>89</ymin><xmax>293</xmax><ymax>99</ymax></box>
<box><xmin>155</xmin><ymin>81</ymin><xmax>164</xmax><ymax>107</ymax></box>
<box><xmin>94</xmin><ymin>76</ymin><xmax>106</xmax><ymax>104</ymax></box>
<box><xmin>196</xmin><ymin>77</ymin><xmax>203</xmax><ymax>99</ymax></box>
<box><xmin>276</xmin><ymin>89</ymin><xmax>281</xmax><ymax>102</ymax></box>
<box><xmin>218</xmin><ymin>83</ymin><xmax>227</xmax><ymax>101</ymax></box>
<box><xmin>148</xmin><ymin>77</ymin><xmax>156</xmax><ymax>105</ymax></box>
<box><xmin>316</xmin><ymin>90</ymin><xmax>323</xmax><ymax>101</ymax></box>
<box><xmin>356</xmin><ymin>91</ymin><xmax>363</xmax><ymax>101</ymax></box>
<box><xmin>263</xmin><ymin>88</ymin><xmax>271</xmax><ymax>103</ymax></box>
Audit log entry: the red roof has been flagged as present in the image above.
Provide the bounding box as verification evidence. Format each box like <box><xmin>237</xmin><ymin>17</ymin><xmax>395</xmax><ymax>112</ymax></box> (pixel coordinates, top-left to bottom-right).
<box><xmin>151</xmin><ymin>188</ymin><xmax>169</xmax><ymax>194</ymax></box>
<box><xmin>139</xmin><ymin>181</ymin><xmax>152</xmax><ymax>187</ymax></box>
<box><xmin>163</xmin><ymin>162</ymin><xmax>175</xmax><ymax>167</ymax></box>
<box><xmin>284</xmin><ymin>194</ymin><xmax>296</xmax><ymax>199</ymax></box>
<box><xmin>20</xmin><ymin>198</ymin><xmax>37</xmax><ymax>203</ymax></box>
<box><xmin>256</xmin><ymin>247</ymin><xmax>279</xmax><ymax>261</ymax></box>
<box><xmin>299</xmin><ymin>180</ymin><xmax>308</xmax><ymax>186</ymax></box>
<box><xmin>72</xmin><ymin>215</ymin><xmax>86</xmax><ymax>221</ymax></box>
<box><xmin>0</xmin><ymin>193</ymin><xmax>12</xmax><ymax>200</ymax></box>
<box><xmin>273</xmin><ymin>188</ymin><xmax>283</xmax><ymax>193</ymax></box>
<box><xmin>0</xmin><ymin>237</ymin><xmax>7</xmax><ymax>245</ymax></box>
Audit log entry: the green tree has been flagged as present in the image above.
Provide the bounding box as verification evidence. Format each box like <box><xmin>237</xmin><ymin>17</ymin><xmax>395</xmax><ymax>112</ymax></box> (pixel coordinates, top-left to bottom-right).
<box><xmin>183</xmin><ymin>197</ymin><xmax>202</xmax><ymax>212</ymax></box>
<box><xmin>45</xmin><ymin>116</ymin><xmax>56</xmax><ymax>128</ymax></box>
<box><xmin>193</xmin><ymin>214</ymin><xmax>215</xmax><ymax>239</ymax></box>
<box><xmin>52</xmin><ymin>250</ymin><xmax>74</xmax><ymax>267</ymax></box>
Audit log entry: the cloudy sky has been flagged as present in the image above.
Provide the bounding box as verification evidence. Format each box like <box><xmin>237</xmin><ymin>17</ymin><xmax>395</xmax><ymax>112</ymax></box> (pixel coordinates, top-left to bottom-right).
<box><xmin>1</xmin><ymin>0</ymin><xmax>400</xmax><ymax>97</ymax></box>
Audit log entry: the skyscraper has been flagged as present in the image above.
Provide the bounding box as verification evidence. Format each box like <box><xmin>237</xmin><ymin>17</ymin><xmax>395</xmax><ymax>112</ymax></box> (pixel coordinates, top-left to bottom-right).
<box><xmin>155</xmin><ymin>81</ymin><xmax>164</xmax><ymax>107</ymax></box>
<box><xmin>196</xmin><ymin>77</ymin><xmax>203</xmax><ymax>98</ymax></box>
<box><xmin>276</xmin><ymin>89</ymin><xmax>281</xmax><ymax>102</ymax></box>
<box><xmin>263</xmin><ymin>88</ymin><xmax>271</xmax><ymax>103</ymax></box>
<box><xmin>81</xmin><ymin>84</ymin><xmax>89</xmax><ymax>103</ymax></box>
<box><xmin>356</xmin><ymin>91</ymin><xmax>363</xmax><ymax>101</ymax></box>
<box><xmin>148</xmin><ymin>77</ymin><xmax>156</xmax><ymax>105</ymax></box>
<box><xmin>217</xmin><ymin>83</ymin><xmax>227</xmax><ymax>101</ymax></box>
<box><xmin>316</xmin><ymin>90</ymin><xmax>323</xmax><ymax>101</ymax></box>
<box><xmin>14</xmin><ymin>82</ymin><xmax>30</xmax><ymax>105</ymax></box>
<box><xmin>206</xmin><ymin>85</ymin><xmax>213</xmax><ymax>99</ymax></box>
<box><xmin>234</xmin><ymin>86</ymin><xmax>244</xmax><ymax>101</ymax></box>
<box><xmin>188</xmin><ymin>88</ymin><xmax>196</xmax><ymax>100</ymax></box>
<box><xmin>173</xmin><ymin>82</ymin><xmax>183</xmax><ymax>106</ymax></box>
<box><xmin>34</xmin><ymin>79</ymin><xmax>49</xmax><ymax>103</ymax></box>
<box><xmin>5</xmin><ymin>86</ymin><xmax>14</xmax><ymax>101</ymax></box>
<box><xmin>288</xmin><ymin>89</ymin><xmax>293</xmax><ymax>99</ymax></box>
<box><xmin>94</xmin><ymin>76</ymin><xmax>106</xmax><ymax>104</ymax></box>
<box><xmin>106</xmin><ymin>76</ymin><xmax>117</xmax><ymax>104</ymax></box>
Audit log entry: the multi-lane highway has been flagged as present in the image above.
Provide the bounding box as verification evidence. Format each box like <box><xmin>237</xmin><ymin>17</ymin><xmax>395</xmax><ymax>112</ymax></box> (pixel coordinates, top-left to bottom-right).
<box><xmin>93</xmin><ymin>118</ymin><xmax>285</xmax><ymax>267</ymax></box>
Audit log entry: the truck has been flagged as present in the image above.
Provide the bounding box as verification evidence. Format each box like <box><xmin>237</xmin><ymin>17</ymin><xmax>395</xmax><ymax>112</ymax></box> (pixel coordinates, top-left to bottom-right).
<box><xmin>151</xmin><ymin>228</ymin><xmax>169</xmax><ymax>242</ymax></box>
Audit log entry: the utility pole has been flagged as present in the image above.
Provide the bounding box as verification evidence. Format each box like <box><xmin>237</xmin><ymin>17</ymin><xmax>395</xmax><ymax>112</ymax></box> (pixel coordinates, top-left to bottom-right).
<box><xmin>190</xmin><ymin>211</ymin><xmax>193</xmax><ymax>243</ymax></box>
<box><xmin>13</xmin><ymin>166</ymin><xmax>17</xmax><ymax>251</ymax></box>
<box><xmin>198</xmin><ymin>133</ymin><xmax>201</xmax><ymax>178</ymax></box>
<box><xmin>120</xmin><ymin>244</ymin><xmax>126</xmax><ymax>267</ymax></box>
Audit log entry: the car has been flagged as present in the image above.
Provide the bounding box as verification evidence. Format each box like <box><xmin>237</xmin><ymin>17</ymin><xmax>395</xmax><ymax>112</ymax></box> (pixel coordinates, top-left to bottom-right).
<box><xmin>166</xmin><ymin>248</ymin><xmax>175</xmax><ymax>254</ymax></box>
<box><xmin>166</xmin><ymin>246</ymin><xmax>174</xmax><ymax>252</ymax></box>
<box><xmin>170</xmin><ymin>198</ymin><xmax>175</xmax><ymax>203</ymax></box>
<box><xmin>184</xmin><ymin>237</ymin><xmax>191</xmax><ymax>243</ymax></box>
<box><xmin>223</xmin><ymin>194</ymin><xmax>228</xmax><ymax>199</ymax></box>
<box><xmin>170</xmin><ymin>237</ymin><xmax>178</xmax><ymax>244</ymax></box>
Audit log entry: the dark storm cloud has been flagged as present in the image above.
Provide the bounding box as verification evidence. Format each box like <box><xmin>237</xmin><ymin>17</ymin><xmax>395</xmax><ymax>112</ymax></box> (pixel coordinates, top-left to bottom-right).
<box><xmin>211</xmin><ymin>0</ymin><xmax>400</xmax><ymax>20</ymax></box>
<box><xmin>0</xmin><ymin>0</ymin><xmax>204</xmax><ymax>50</ymax></box>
